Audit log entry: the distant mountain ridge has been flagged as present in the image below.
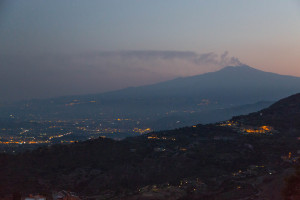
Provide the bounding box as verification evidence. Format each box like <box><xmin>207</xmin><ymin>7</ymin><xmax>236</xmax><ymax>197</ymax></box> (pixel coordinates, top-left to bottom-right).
<box><xmin>58</xmin><ymin>65</ymin><xmax>300</xmax><ymax>107</ymax></box>
<box><xmin>1</xmin><ymin>65</ymin><xmax>300</xmax><ymax>129</ymax></box>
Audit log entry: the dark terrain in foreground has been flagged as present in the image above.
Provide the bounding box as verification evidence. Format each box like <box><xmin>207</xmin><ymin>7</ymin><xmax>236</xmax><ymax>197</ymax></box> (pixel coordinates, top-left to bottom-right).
<box><xmin>1</xmin><ymin>93</ymin><xmax>300</xmax><ymax>199</ymax></box>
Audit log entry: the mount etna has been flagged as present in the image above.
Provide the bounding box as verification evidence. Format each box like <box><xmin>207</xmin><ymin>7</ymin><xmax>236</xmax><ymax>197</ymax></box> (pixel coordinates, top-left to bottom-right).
<box><xmin>1</xmin><ymin>65</ymin><xmax>300</xmax><ymax>131</ymax></box>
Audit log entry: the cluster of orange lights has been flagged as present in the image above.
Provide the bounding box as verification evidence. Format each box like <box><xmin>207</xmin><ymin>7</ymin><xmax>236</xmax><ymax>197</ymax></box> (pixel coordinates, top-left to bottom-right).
<box><xmin>0</xmin><ymin>140</ymin><xmax>77</xmax><ymax>145</ymax></box>
<box><xmin>219</xmin><ymin>121</ymin><xmax>273</xmax><ymax>135</ymax></box>
<box><xmin>243</xmin><ymin>126</ymin><xmax>272</xmax><ymax>134</ymax></box>
<box><xmin>218</xmin><ymin>121</ymin><xmax>238</xmax><ymax>127</ymax></box>
<box><xmin>0</xmin><ymin>132</ymin><xmax>74</xmax><ymax>145</ymax></box>
<box><xmin>147</xmin><ymin>136</ymin><xmax>159</xmax><ymax>139</ymax></box>
<box><xmin>133</xmin><ymin>128</ymin><xmax>152</xmax><ymax>134</ymax></box>
<box><xmin>147</xmin><ymin>135</ymin><xmax>176</xmax><ymax>141</ymax></box>
<box><xmin>49</xmin><ymin>132</ymin><xmax>72</xmax><ymax>140</ymax></box>
<box><xmin>0</xmin><ymin>141</ymin><xmax>50</xmax><ymax>144</ymax></box>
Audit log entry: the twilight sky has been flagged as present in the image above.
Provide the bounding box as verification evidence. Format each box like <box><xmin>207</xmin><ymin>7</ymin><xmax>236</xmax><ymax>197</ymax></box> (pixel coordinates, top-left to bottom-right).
<box><xmin>0</xmin><ymin>0</ymin><xmax>300</xmax><ymax>102</ymax></box>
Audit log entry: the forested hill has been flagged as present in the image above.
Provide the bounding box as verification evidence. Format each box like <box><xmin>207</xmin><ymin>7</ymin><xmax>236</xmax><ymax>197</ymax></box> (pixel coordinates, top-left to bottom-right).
<box><xmin>0</xmin><ymin>93</ymin><xmax>300</xmax><ymax>199</ymax></box>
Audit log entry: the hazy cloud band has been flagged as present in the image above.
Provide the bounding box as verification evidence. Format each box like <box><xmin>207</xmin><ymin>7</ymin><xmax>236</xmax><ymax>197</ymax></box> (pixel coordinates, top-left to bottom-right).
<box><xmin>0</xmin><ymin>50</ymin><xmax>243</xmax><ymax>102</ymax></box>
